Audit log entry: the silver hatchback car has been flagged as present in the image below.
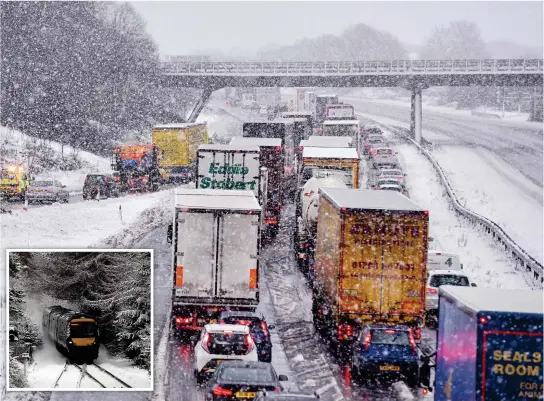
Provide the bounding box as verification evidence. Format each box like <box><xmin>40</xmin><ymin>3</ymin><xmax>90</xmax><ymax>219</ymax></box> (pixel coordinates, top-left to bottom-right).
<box><xmin>27</xmin><ymin>180</ymin><xmax>69</xmax><ymax>203</ymax></box>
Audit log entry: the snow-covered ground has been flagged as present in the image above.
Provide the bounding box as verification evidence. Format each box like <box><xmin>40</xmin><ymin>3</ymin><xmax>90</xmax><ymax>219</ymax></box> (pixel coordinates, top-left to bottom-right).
<box><xmin>381</xmin><ymin>129</ymin><xmax>533</xmax><ymax>289</ymax></box>
<box><xmin>1</xmin><ymin>126</ymin><xmax>112</xmax><ymax>195</ymax></box>
<box><xmin>346</xmin><ymin>92</ymin><xmax>535</xmax><ymax>123</ymax></box>
<box><xmin>432</xmin><ymin>146</ymin><xmax>543</xmax><ymax>265</ymax></box>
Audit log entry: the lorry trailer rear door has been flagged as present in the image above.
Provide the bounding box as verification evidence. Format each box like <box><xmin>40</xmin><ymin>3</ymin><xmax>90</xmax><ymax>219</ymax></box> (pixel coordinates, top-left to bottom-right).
<box><xmin>218</xmin><ymin>213</ymin><xmax>259</xmax><ymax>300</ymax></box>
<box><xmin>175</xmin><ymin>211</ymin><xmax>217</xmax><ymax>297</ymax></box>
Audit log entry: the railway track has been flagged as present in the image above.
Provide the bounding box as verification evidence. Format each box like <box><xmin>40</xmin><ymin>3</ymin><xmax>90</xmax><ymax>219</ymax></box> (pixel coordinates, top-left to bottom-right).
<box><xmin>53</xmin><ymin>361</ymin><xmax>132</xmax><ymax>389</ymax></box>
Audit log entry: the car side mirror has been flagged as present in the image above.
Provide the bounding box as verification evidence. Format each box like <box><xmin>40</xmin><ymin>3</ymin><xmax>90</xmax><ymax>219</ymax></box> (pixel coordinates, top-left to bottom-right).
<box><xmin>471</xmin><ymin>283</ymin><xmax>477</xmax><ymax>287</ymax></box>
<box><xmin>278</xmin><ymin>374</ymin><xmax>288</xmax><ymax>381</ymax></box>
<box><xmin>268</xmin><ymin>324</ymin><xmax>275</xmax><ymax>330</ymax></box>
<box><xmin>167</xmin><ymin>224</ymin><xmax>173</xmax><ymax>244</ymax></box>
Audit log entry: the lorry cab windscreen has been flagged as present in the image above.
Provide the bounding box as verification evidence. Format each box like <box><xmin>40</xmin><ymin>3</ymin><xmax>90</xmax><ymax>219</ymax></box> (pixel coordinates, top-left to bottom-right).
<box><xmin>429</xmin><ymin>274</ymin><xmax>469</xmax><ymax>287</ymax></box>
<box><xmin>70</xmin><ymin>322</ymin><xmax>98</xmax><ymax>338</ymax></box>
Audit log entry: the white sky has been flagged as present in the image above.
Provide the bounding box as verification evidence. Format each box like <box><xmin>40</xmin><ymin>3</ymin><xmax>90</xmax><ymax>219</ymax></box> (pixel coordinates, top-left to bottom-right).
<box><xmin>130</xmin><ymin>1</ymin><xmax>544</xmax><ymax>56</ymax></box>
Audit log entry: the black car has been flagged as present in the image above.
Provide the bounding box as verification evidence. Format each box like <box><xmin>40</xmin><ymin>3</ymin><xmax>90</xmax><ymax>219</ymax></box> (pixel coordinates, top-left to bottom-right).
<box><xmin>204</xmin><ymin>361</ymin><xmax>288</xmax><ymax>401</ymax></box>
<box><xmin>254</xmin><ymin>391</ymin><xmax>321</xmax><ymax>400</ymax></box>
<box><xmin>219</xmin><ymin>311</ymin><xmax>274</xmax><ymax>362</ymax></box>
<box><xmin>82</xmin><ymin>174</ymin><xmax>120</xmax><ymax>200</ymax></box>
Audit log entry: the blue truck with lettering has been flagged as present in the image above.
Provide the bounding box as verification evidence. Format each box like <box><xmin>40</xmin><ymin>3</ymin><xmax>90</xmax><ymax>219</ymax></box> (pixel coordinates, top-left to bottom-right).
<box><xmin>429</xmin><ymin>286</ymin><xmax>543</xmax><ymax>401</ymax></box>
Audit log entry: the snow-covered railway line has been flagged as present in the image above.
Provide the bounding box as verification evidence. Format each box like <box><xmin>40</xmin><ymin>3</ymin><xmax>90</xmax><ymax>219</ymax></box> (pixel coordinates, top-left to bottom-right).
<box><xmin>53</xmin><ymin>361</ymin><xmax>132</xmax><ymax>389</ymax></box>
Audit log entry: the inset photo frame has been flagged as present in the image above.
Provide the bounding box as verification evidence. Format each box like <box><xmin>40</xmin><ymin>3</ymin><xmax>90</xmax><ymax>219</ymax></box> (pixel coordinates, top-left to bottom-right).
<box><xmin>6</xmin><ymin>249</ymin><xmax>153</xmax><ymax>391</ymax></box>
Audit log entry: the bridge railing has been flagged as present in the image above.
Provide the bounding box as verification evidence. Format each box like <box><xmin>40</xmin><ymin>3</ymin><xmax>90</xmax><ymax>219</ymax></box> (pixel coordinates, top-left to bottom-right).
<box><xmin>161</xmin><ymin>59</ymin><xmax>543</xmax><ymax>75</ymax></box>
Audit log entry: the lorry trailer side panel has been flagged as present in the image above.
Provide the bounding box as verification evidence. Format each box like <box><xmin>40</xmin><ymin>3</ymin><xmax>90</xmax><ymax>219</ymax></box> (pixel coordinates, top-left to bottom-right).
<box><xmin>435</xmin><ymin>297</ymin><xmax>478</xmax><ymax>401</ymax></box>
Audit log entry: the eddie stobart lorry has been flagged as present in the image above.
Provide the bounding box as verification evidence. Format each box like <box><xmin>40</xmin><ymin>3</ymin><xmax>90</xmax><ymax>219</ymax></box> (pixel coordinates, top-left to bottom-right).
<box><xmin>420</xmin><ymin>286</ymin><xmax>543</xmax><ymax>401</ymax></box>
<box><xmin>229</xmin><ymin>136</ymin><xmax>284</xmax><ymax>237</ymax></box>
<box><xmin>310</xmin><ymin>189</ymin><xmax>429</xmax><ymax>356</ymax></box>
<box><xmin>167</xmin><ymin>188</ymin><xmax>262</xmax><ymax>339</ymax></box>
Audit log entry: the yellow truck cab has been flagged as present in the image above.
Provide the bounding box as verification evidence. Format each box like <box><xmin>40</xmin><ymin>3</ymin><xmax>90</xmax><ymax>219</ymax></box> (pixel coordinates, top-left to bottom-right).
<box><xmin>152</xmin><ymin>123</ymin><xmax>209</xmax><ymax>183</ymax></box>
<box><xmin>0</xmin><ymin>165</ymin><xmax>30</xmax><ymax>200</ymax></box>
<box><xmin>311</xmin><ymin>188</ymin><xmax>429</xmax><ymax>349</ymax></box>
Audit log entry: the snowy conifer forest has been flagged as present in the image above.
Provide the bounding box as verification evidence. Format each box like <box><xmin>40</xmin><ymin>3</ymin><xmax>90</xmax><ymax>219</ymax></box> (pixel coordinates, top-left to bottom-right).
<box><xmin>8</xmin><ymin>251</ymin><xmax>152</xmax><ymax>389</ymax></box>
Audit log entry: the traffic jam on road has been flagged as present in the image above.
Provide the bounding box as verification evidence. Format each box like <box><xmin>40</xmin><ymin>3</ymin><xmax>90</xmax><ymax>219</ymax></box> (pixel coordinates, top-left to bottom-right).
<box><xmin>151</xmin><ymin>89</ymin><xmax>541</xmax><ymax>401</ymax></box>
<box><xmin>3</xmin><ymin>87</ymin><xmax>542</xmax><ymax>401</ymax></box>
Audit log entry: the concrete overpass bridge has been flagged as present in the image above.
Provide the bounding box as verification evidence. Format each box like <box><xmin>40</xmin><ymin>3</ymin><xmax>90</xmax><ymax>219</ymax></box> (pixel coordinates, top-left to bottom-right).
<box><xmin>159</xmin><ymin>58</ymin><xmax>543</xmax><ymax>143</ymax></box>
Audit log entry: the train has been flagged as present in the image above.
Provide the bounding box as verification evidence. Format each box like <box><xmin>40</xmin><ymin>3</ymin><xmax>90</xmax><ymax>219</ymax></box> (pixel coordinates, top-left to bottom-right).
<box><xmin>43</xmin><ymin>305</ymin><xmax>100</xmax><ymax>363</ymax></box>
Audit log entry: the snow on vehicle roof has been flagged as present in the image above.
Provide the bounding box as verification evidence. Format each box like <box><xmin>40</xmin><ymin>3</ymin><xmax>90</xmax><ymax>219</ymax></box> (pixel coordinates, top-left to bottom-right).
<box><xmin>301</xmin><ymin>138</ymin><xmax>351</xmax><ymax>148</ymax></box>
<box><xmin>428</xmin><ymin>269</ymin><xmax>468</xmax><ymax>276</ymax></box>
<box><xmin>323</xmin><ymin>120</ymin><xmax>358</xmax><ymax>125</ymax></box>
<box><xmin>229</xmin><ymin>137</ymin><xmax>282</xmax><ymax>147</ymax></box>
<box><xmin>204</xmin><ymin>323</ymin><xmax>250</xmax><ymax>334</ymax></box>
<box><xmin>302</xmin><ymin>147</ymin><xmax>358</xmax><ymax>159</ymax></box>
<box><xmin>320</xmin><ymin>188</ymin><xmax>426</xmax><ymax>211</ymax></box>
<box><xmin>281</xmin><ymin>111</ymin><xmax>312</xmax><ymax>117</ymax></box>
<box><xmin>198</xmin><ymin>144</ymin><xmax>260</xmax><ymax>152</ymax></box>
<box><xmin>439</xmin><ymin>286</ymin><xmax>543</xmax><ymax>315</ymax></box>
<box><xmin>153</xmin><ymin>122</ymin><xmax>205</xmax><ymax>129</ymax></box>
<box><xmin>174</xmin><ymin>189</ymin><xmax>261</xmax><ymax>211</ymax></box>
<box><xmin>308</xmin><ymin>136</ymin><xmax>353</xmax><ymax>144</ymax></box>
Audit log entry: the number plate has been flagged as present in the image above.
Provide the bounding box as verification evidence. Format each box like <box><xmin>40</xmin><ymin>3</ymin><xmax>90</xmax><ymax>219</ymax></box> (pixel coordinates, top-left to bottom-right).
<box><xmin>380</xmin><ymin>365</ymin><xmax>400</xmax><ymax>371</ymax></box>
<box><xmin>236</xmin><ymin>392</ymin><xmax>256</xmax><ymax>399</ymax></box>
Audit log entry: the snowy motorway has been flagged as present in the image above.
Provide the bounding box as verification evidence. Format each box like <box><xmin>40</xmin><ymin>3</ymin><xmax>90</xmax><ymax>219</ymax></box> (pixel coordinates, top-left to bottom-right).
<box><xmin>345</xmin><ymin>97</ymin><xmax>544</xmax><ymax>187</ymax></box>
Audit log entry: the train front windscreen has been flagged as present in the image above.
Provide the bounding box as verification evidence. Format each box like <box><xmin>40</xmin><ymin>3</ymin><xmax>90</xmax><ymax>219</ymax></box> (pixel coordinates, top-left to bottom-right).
<box><xmin>70</xmin><ymin>321</ymin><xmax>98</xmax><ymax>338</ymax></box>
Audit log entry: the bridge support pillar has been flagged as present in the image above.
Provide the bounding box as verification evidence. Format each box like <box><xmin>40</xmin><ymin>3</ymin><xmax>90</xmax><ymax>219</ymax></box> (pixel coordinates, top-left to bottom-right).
<box><xmin>187</xmin><ymin>87</ymin><xmax>215</xmax><ymax>123</ymax></box>
<box><xmin>410</xmin><ymin>88</ymin><xmax>423</xmax><ymax>144</ymax></box>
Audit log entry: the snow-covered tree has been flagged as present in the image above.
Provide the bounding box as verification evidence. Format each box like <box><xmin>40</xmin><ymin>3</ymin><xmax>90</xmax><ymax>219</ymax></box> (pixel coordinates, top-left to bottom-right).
<box><xmin>8</xmin><ymin>357</ymin><xmax>27</xmax><ymax>388</ymax></box>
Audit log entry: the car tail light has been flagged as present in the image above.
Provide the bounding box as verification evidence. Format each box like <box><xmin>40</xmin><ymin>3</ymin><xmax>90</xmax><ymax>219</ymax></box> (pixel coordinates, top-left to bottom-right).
<box><xmin>363</xmin><ymin>332</ymin><xmax>372</xmax><ymax>351</ymax></box>
<box><xmin>273</xmin><ymin>387</ymin><xmax>281</xmax><ymax>392</ymax></box>
<box><xmin>201</xmin><ymin>333</ymin><xmax>211</xmax><ymax>353</ymax></box>
<box><xmin>245</xmin><ymin>334</ymin><xmax>255</xmax><ymax>353</ymax></box>
<box><xmin>213</xmin><ymin>386</ymin><xmax>233</xmax><ymax>396</ymax></box>
<box><xmin>375</xmin><ymin>186</ymin><xmax>380</xmax><ymax>190</ymax></box>
<box><xmin>47</xmin><ymin>188</ymin><xmax>52</xmax><ymax>193</ymax></box>
<box><xmin>175</xmin><ymin>317</ymin><xmax>191</xmax><ymax>325</ymax></box>
<box><xmin>337</xmin><ymin>324</ymin><xmax>353</xmax><ymax>340</ymax></box>
<box><xmin>409</xmin><ymin>331</ymin><xmax>417</xmax><ymax>354</ymax></box>
<box><xmin>426</xmin><ymin>288</ymin><xmax>438</xmax><ymax>295</ymax></box>
<box><xmin>275</xmin><ymin>146</ymin><xmax>282</xmax><ymax>151</ymax></box>
<box><xmin>261</xmin><ymin>321</ymin><xmax>269</xmax><ymax>338</ymax></box>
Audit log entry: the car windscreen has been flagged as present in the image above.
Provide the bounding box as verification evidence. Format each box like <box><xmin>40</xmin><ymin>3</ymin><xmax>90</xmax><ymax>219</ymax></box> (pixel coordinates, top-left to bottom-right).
<box><xmin>429</xmin><ymin>274</ymin><xmax>469</xmax><ymax>287</ymax></box>
<box><xmin>378</xmin><ymin>179</ymin><xmax>400</xmax><ymax>185</ymax></box>
<box><xmin>222</xmin><ymin>317</ymin><xmax>265</xmax><ymax>333</ymax></box>
<box><xmin>370</xmin><ymin>329</ymin><xmax>410</xmax><ymax>345</ymax></box>
<box><xmin>219</xmin><ymin>366</ymin><xmax>275</xmax><ymax>382</ymax></box>
<box><xmin>86</xmin><ymin>175</ymin><xmax>105</xmax><ymax>184</ymax></box>
<box><xmin>70</xmin><ymin>322</ymin><xmax>98</xmax><ymax>338</ymax></box>
<box><xmin>380</xmin><ymin>170</ymin><xmax>402</xmax><ymax>176</ymax></box>
<box><xmin>208</xmin><ymin>332</ymin><xmax>249</xmax><ymax>355</ymax></box>
<box><xmin>31</xmin><ymin>181</ymin><xmax>53</xmax><ymax>187</ymax></box>
<box><xmin>376</xmin><ymin>149</ymin><xmax>393</xmax><ymax>155</ymax></box>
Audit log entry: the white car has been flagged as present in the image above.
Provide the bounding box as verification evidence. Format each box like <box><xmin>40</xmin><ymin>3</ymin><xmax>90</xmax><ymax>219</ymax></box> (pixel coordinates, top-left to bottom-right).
<box><xmin>426</xmin><ymin>269</ymin><xmax>476</xmax><ymax>317</ymax></box>
<box><xmin>370</xmin><ymin>147</ymin><xmax>398</xmax><ymax>169</ymax></box>
<box><xmin>194</xmin><ymin>324</ymin><xmax>258</xmax><ymax>383</ymax></box>
<box><xmin>377</xmin><ymin>168</ymin><xmax>406</xmax><ymax>183</ymax></box>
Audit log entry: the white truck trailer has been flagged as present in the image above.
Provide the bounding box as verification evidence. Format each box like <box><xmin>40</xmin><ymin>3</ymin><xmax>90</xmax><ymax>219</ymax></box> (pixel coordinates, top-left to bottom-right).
<box><xmin>167</xmin><ymin>188</ymin><xmax>262</xmax><ymax>339</ymax></box>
